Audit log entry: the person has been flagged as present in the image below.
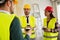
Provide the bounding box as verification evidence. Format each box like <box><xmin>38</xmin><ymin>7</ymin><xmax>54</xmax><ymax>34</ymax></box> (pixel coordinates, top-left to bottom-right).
<box><xmin>43</xmin><ymin>6</ymin><xmax>59</xmax><ymax>40</ymax></box>
<box><xmin>0</xmin><ymin>0</ymin><xmax>31</xmax><ymax>40</ymax></box>
<box><xmin>19</xmin><ymin>4</ymin><xmax>36</xmax><ymax>40</ymax></box>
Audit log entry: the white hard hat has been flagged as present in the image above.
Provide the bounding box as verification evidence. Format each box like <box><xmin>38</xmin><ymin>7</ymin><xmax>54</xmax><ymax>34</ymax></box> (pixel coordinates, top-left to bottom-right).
<box><xmin>0</xmin><ymin>0</ymin><xmax>5</xmax><ymax>4</ymax></box>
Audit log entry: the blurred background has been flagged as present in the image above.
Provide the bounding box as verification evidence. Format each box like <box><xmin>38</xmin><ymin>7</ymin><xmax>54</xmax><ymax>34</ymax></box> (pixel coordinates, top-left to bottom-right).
<box><xmin>13</xmin><ymin>0</ymin><xmax>60</xmax><ymax>40</ymax></box>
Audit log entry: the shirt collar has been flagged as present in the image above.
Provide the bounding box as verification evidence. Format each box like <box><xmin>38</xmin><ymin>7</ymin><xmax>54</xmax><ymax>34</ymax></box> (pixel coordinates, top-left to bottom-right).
<box><xmin>0</xmin><ymin>10</ymin><xmax>10</xmax><ymax>15</ymax></box>
<box><xmin>25</xmin><ymin>15</ymin><xmax>30</xmax><ymax>17</ymax></box>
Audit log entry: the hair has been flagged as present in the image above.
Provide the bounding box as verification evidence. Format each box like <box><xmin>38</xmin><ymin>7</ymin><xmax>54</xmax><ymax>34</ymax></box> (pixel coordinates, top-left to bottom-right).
<box><xmin>0</xmin><ymin>0</ymin><xmax>6</xmax><ymax>7</ymax></box>
<box><xmin>0</xmin><ymin>0</ymin><xmax>11</xmax><ymax>7</ymax></box>
<box><xmin>49</xmin><ymin>11</ymin><xmax>55</xmax><ymax>19</ymax></box>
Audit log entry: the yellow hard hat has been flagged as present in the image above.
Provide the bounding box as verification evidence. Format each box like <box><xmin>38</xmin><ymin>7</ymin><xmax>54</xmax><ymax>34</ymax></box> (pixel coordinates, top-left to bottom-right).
<box><xmin>13</xmin><ymin>0</ymin><xmax>18</xmax><ymax>4</ymax></box>
<box><xmin>24</xmin><ymin>4</ymin><xmax>31</xmax><ymax>9</ymax></box>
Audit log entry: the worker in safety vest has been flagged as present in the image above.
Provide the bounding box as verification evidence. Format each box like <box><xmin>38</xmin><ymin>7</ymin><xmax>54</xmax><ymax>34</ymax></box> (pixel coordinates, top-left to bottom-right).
<box><xmin>43</xmin><ymin>6</ymin><xmax>59</xmax><ymax>40</ymax></box>
<box><xmin>19</xmin><ymin>4</ymin><xmax>36</xmax><ymax>40</ymax></box>
<box><xmin>0</xmin><ymin>0</ymin><xmax>32</xmax><ymax>40</ymax></box>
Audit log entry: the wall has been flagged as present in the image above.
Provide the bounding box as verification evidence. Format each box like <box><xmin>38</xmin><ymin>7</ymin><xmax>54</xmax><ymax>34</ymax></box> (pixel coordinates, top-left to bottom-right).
<box><xmin>15</xmin><ymin>0</ymin><xmax>52</xmax><ymax>17</ymax></box>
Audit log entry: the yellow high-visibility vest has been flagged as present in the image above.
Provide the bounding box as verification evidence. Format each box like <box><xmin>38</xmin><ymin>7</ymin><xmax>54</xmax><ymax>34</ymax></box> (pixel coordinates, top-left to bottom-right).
<box><xmin>0</xmin><ymin>12</ymin><xmax>15</xmax><ymax>40</ymax></box>
<box><xmin>19</xmin><ymin>16</ymin><xmax>36</xmax><ymax>38</ymax></box>
<box><xmin>43</xmin><ymin>18</ymin><xmax>58</xmax><ymax>40</ymax></box>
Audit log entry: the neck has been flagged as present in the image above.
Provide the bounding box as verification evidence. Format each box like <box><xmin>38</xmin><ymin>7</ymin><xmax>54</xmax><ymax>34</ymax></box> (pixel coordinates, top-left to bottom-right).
<box><xmin>47</xmin><ymin>16</ymin><xmax>51</xmax><ymax>20</ymax></box>
<box><xmin>25</xmin><ymin>15</ymin><xmax>29</xmax><ymax>17</ymax></box>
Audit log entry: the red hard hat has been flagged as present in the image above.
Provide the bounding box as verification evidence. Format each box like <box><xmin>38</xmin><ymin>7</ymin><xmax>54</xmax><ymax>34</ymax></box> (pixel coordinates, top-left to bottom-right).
<box><xmin>45</xmin><ymin>6</ymin><xmax>53</xmax><ymax>13</ymax></box>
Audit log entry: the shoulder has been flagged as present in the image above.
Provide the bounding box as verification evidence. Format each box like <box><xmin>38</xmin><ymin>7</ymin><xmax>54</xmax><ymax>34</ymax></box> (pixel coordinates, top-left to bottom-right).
<box><xmin>12</xmin><ymin>16</ymin><xmax>20</xmax><ymax>23</ymax></box>
<box><xmin>30</xmin><ymin>15</ymin><xmax>35</xmax><ymax>19</ymax></box>
<box><xmin>43</xmin><ymin>18</ymin><xmax>47</xmax><ymax>20</ymax></box>
<box><xmin>20</xmin><ymin>16</ymin><xmax>25</xmax><ymax>18</ymax></box>
<box><xmin>52</xmin><ymin>18</ymin><xmax>57</xmax><ymax>22</ymax></box>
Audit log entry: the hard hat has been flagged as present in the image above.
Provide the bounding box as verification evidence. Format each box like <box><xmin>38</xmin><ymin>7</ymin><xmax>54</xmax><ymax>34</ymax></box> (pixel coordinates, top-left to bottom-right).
<box><xmin>26</xmin><ymin>27</ymin><xmax>31</xmax><ymax>30</ymax></box>
<box><xmin>24</xmin><ymin>4</ymin><xmax>31</xmax><ymax>9</ymax></box>
<box><xmin>0</xmin><ymin>0</ymin><xmax>18</xmax><ymax>4</ymax></box>
<box><xmin>0</xmin><ymin>0</ymin><xmax>5</xmax><ymax>4</ymax></box>
<box><xmin>26</xmin><ymin>25</ymin><xmax>31</xmax><ymax>30</ymax></box>
<box><xmin>45</xmin><ymin>6</ymin><xmax>53</xmax><ymax>13</ymax></box>
<box><xmin>13</xmin><ymin>0</ymin><xmax>18</xmax><ymax>4</ymax></box>
<box><xmin>27</xmin><ymin>23</ymin><xmax>30</xmax><ymax>26</ymax></box>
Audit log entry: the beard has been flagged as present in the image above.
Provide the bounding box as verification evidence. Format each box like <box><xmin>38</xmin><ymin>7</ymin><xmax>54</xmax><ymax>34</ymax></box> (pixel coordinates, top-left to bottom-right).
<box><xmin>10</xmin><ymin>7</ymin><xmax>14</xmax><ymax>14</ymax></box>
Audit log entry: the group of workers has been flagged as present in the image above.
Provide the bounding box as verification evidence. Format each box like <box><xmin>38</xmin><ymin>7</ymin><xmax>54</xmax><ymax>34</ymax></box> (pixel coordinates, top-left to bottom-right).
<box><xmin>0</xmin><ymin>0</ymin><xmax>59</xmax><ymax>40</ymax></box>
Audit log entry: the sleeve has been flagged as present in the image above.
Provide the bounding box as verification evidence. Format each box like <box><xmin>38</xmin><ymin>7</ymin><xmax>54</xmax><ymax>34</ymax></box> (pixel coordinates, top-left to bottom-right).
<box><xmin>10</xmin><ymin>16</ymin><xmax>30</xmax><ymax>40</ymax></box>
<box><xmin>55</xmin><ymin>22</ymin><xmax>58</xmax><ymax>29</ymax></box>
<box><xmin>52</xmin><ymin>22</ymin><xmax>59</xmax><ymax>32</ymax></box>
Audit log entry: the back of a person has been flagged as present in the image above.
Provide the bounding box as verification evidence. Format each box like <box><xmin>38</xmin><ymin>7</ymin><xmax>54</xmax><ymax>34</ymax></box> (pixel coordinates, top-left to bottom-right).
<box><xmin>0</xmin><ymin>12</ymin><xmax>15</xmax><ymax>40</ymax></box>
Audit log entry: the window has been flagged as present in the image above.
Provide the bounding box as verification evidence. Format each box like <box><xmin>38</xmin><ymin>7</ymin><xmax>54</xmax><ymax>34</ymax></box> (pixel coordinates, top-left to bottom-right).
<box><xmin>57</xmin><ymin>3</ymin><xmax>60</xmax><ymax>24</ymax></box>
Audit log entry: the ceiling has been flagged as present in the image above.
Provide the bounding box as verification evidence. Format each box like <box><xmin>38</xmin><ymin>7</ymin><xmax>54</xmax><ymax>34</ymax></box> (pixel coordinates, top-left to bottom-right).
<box><xmin>57</xmin><ymin>0</ymin><xmax>60</xmax><ymax>2</ymax></box>
<box><xmin>50</xmin><ymin>0</ymin><xmax>60</xmax><ymax>4</ymax></box>
<box><xmin>50</xmin><ymin>0</ymin><xmax>60</xmax><ymax>2</ymax></box>
<box><xmin>57</xmin><ymin>0</ymin><xmax>60</xmax><ymax>4</ymax></box>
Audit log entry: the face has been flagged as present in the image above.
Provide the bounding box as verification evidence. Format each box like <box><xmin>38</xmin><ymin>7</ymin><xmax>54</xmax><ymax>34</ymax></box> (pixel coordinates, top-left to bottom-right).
<box><xmin>44</xmin><ymin>10</ymin><xmax>51</xmax><ymax>16</ymax></box>
<box><xmin>24</xmin><ymin>8</ymin><xmax>30</xmax><ymax>15</ymax></box>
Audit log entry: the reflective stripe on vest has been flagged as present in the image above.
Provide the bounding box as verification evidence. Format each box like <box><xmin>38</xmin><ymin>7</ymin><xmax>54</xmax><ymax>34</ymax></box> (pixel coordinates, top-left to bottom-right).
<box><xmin>20</xmin><ymin>16</ymin><xmax>36</xmax><ymax>38</ymax></box>
<box><xmin>43</xmin><ymin>18</ymin><xmax>58</xmax><ymax>38</ymax></box>
<box><xmin>43</xmin><ymin>35</ymin><xmax>58</xmax><ymax>38</ymax></box>
<box><xmin>0</xmin><ymin>12</ymin><xmax>15</xmax><ymax>40</ymax></box>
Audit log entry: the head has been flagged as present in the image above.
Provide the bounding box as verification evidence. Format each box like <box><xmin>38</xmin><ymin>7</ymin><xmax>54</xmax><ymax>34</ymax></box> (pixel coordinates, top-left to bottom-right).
<box><xmin>24</xmin><ymin>4</ymin><xmax>31</xmax><ymax>15</ymax></box>
<box><xmin>0</xmin><ymin>0</ymin><xmax>18</xmax><ymax>14</ymax></box>
<box><xmin>44</xmin><ymin>6</ymin><xmax>55</xmax><ymax>18</ymax></box>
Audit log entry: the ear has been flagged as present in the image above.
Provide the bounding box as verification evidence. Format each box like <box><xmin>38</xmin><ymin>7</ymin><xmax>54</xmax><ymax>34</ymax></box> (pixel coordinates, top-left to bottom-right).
<box><xmin>5</xmin><ymin>1</ymin><xmax>11</xmax><ymax>7</ymax></box>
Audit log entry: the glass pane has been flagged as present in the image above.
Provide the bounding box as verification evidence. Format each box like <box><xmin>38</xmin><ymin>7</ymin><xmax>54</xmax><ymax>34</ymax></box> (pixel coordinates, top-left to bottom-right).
<box><xmin>57</xmin><ymin>4</ymin><xmax>60</xmax><ymax>24</ymax></box>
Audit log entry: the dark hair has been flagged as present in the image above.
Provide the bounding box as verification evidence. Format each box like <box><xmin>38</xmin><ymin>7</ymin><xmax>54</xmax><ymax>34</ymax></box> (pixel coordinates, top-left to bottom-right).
<box><xmin>50</xmin><ymin>12</ymin><xmax>55</xmax><ymax>19</ymax></box>
<box><xmin>0</xmin><ymin>0</ymin><xmax>9</xmax><ymax>7</ymax></box>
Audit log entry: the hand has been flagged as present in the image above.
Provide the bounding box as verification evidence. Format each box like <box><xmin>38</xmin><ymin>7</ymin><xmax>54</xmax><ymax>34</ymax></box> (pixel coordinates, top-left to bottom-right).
<box><xmin>47</xmin><ymin>28</ymin><xmax>51</xmax><ymax>32</ymax></box>
<box><xmin>44</xmin><ymin>28</ymin><xmax>51</xmax><ymax>32</ymax></box>
<box><xmin>25</xmin><ymin>29</ymin><xmax>32</xmax><ymax>36</ymax></box>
